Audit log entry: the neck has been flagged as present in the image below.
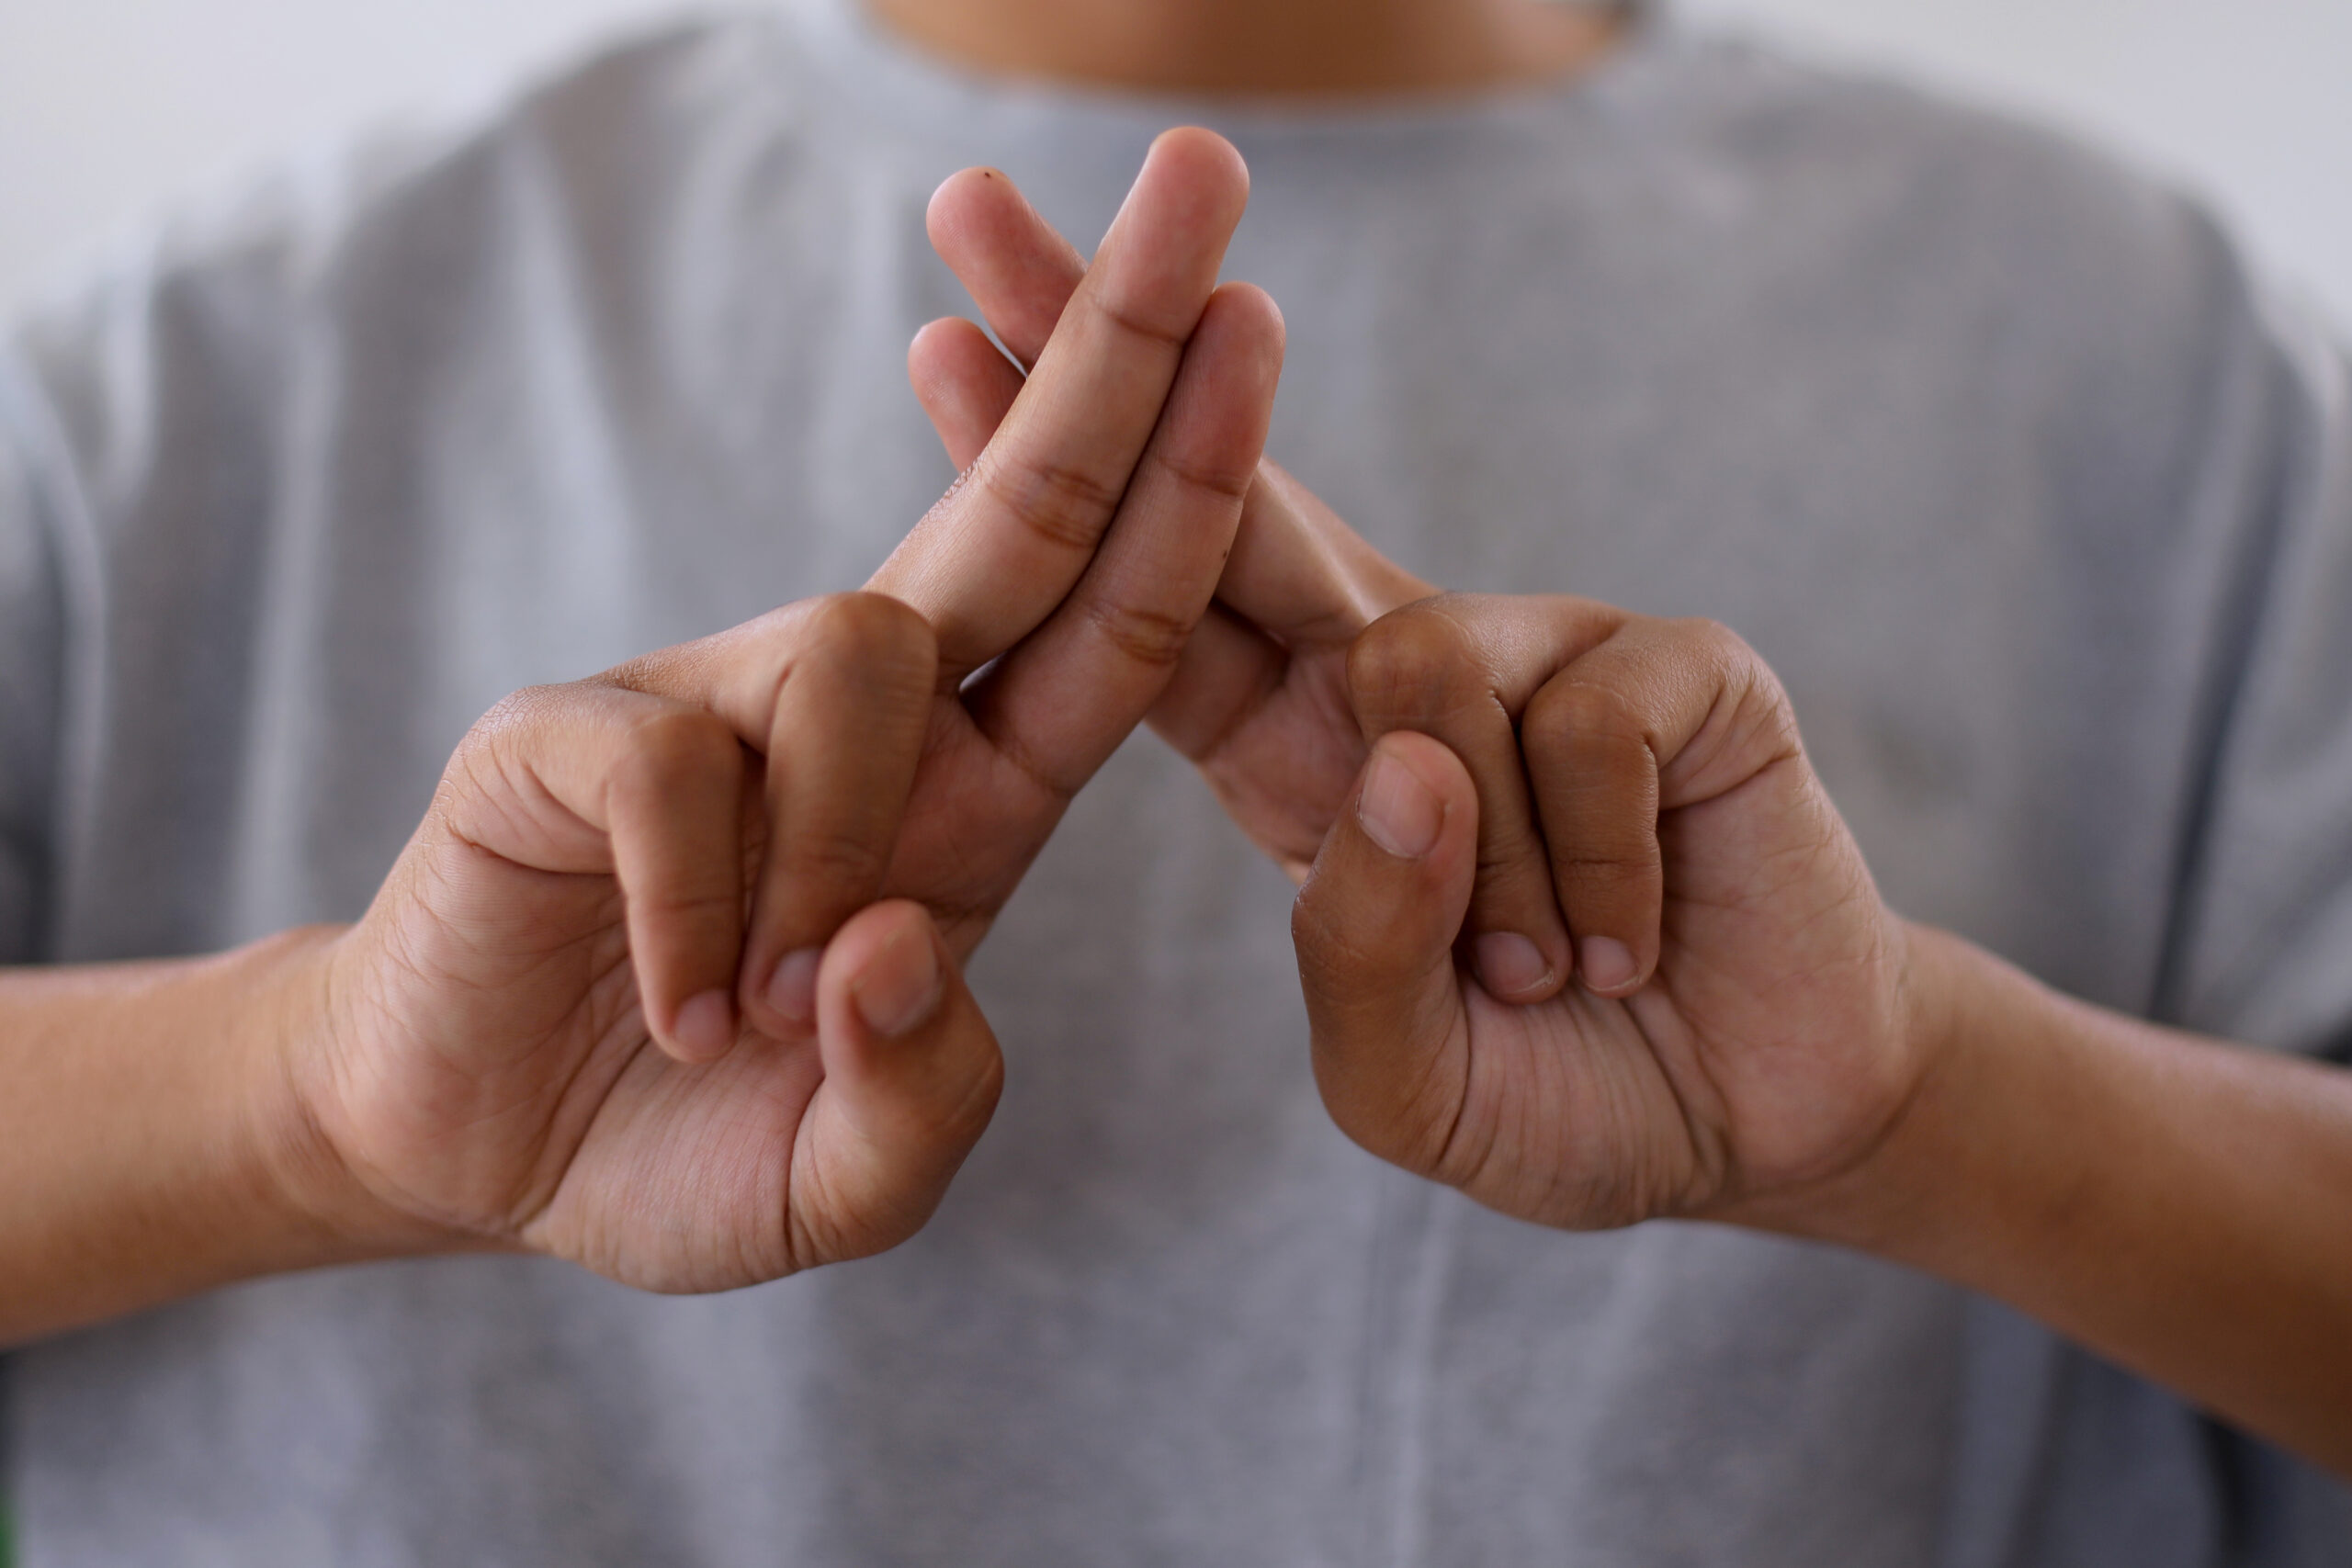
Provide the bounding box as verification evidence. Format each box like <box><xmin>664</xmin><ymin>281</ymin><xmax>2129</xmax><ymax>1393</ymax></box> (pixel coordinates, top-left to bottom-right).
<box><xmin>862</xmin><ymin>0</ymin><xmax>1627</xmax><ymax>97</ymax></box>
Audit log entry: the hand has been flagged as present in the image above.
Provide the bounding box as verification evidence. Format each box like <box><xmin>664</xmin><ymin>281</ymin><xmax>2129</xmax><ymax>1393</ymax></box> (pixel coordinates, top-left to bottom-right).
<box><xmin>1292</xmin><ymin>597</ymin><xmax>1920</xmax><ymax>1229</ymax></box>
<box><xmin>915</xmin><ymin>164</ymin><xmax>1599</xmax><ymax>1007</ymax></box>
<box><xmin>913</xmin><ymin>146</ymin><xmax>2352</xmax><ymax>1480</ymax></box>
<box><xmin>914</xmin><ymin>164</ymin><xmax>1922</xmax><ymax>1231</ymax></box>
<box><xmin>289</xmin><ymin>130</ymin><xmax>1284</xmax><ymax>1291</ymax></box>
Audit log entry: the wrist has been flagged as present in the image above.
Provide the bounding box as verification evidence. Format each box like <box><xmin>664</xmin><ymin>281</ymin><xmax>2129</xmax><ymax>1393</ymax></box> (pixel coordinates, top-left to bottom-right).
<box><xmin>1754</xmin><ymin>921</ymin><xmax>2106</xmax><ymax>1299</ymax></box>
<box><xmin>0</xmin><ymin>927</ymin><xmax>455</xmax><ymax>1344</ymax></box>
<box><xmin>232</xmin><ymin>926</ymin><xmax>458</xmax><ymax>1269</ymax></box>
<box><xmin>1732</xmin><ymin>920</ymin><xmax>1991</xmax><ymax>1256</ymax></box>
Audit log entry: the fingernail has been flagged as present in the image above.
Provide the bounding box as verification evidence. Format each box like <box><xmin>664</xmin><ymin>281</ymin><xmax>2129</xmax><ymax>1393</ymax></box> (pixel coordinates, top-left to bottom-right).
<box><xmin>674</xmin><ymin>989</ymin><xmax>737</xmax><ymax>1061</ymax></box>
<box><xmin>1475</xmin><ymin>932</ymin><xmax>1553</xmax><ymax>998</ymax></box>
<box><xmin>1580</xmin><ymin>936</ymin><xmax>1639</xmax><ymax>994</ymax></box>
<box><xmin>851</xmin><ymin>926</ymin><xmax>944</xmax><ymax>1040</ymax></box>
<box><xmin>765</xmin><ymin>948</ymin><xmax>821</xmax><ymax>1030</ymax></box>
<box><xmin>1359</xmin><ymin>750</ymin><xmax>1442</xmax><ymax>860</ymax></box>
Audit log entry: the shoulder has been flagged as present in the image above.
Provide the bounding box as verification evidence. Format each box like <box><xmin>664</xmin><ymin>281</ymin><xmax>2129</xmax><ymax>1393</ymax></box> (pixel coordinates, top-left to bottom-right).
<box><xmin>4</xmin><ymin>9</ymin><xmax>837</xmax><ymax>502</ymax></box>
<box><xmin>1643</xmin><ymin>32</ymin><xmax>2208</xmax><ymax>243</ymax></box>
<box><xmin>1625</xmin><ymin>29</ymin><xmax>2313</xmax><ymax>525</ymax></box>
<box><xmin>1627</xmin><ymin>29</ymin><xmax>2253</xmax><ymax>335</ymax></box>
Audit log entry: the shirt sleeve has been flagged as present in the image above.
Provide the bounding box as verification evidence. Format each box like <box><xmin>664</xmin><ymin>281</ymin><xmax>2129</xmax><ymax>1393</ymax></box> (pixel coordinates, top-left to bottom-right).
<box><xmin>0</xmin><ymin>348</ymin><xmax>67</xmax><ymax>965</ymax></box>
<box><xmin>2163</xmin><ymin>286</ymin><xmax>2352</xmax><ymax>1060</ymax></box>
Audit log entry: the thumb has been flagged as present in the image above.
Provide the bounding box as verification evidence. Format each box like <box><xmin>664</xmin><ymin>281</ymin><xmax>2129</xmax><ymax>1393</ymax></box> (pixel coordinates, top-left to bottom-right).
<box><xmin>793</xmin><ymin>900</ymin><xmax>1005</xmax><ymax>1266</ymax></box>
<box><xmin>1292</xmin><ymin>730</ymin><xmax>1481</xmax><ymax>1177</ymax></box>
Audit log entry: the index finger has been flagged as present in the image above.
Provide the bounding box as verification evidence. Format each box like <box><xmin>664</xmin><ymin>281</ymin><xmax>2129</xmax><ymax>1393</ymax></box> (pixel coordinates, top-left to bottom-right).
<box><xmin>868</xmin><ymin>128</ymin><xmax>1250</xmax><ymax>682</ymax></box>
<box><xmin>922</xmin><ymin>164</ymin><xmax>1430</xmax><ymax>644</ymax></box>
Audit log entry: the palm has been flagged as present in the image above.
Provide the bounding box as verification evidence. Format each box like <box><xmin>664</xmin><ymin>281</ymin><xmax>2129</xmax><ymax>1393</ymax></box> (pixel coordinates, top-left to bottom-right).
<box><xmin>921</xmin><ymin>152</ymin><xmax>1917</xmax><ymax>1238</ymax></box>
<box><xmin>1136</xmin><ymin>482</ymin><xmax>1923</xmax><ymax>1231</ymax></box>
<box><xmin>300</xmin><ymin>127</ymin><xmax>1283</xmax><ymax>1290</ymax></box>
<box><xmin>325</xmin><ymin>789</ymin><xmax>820</xmax><ymax>1291</ymax></box>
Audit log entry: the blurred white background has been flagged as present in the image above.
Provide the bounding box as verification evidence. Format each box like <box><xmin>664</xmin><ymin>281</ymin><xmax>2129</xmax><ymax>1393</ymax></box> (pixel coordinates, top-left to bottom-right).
<box><xmin>1</xmin><ymin>0</ymin><xmax>2346</xmax><ymax>324</ymax></box>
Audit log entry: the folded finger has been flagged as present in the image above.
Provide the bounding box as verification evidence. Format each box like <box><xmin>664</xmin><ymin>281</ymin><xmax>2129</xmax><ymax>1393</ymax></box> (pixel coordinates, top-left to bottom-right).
<box><xmin>1347</xmin><ymin>598</ymin><xmax>1586</xmax><ymax>1003</ymax></box>
<box><xmin>1522</xmin><ymin>616</ymin><xmax>1800</xmax><ymax>996</ymax></box>
<box><xmin>737</xmin><ymin>593</ymin><xmax>939</xmax><ymax>1039</ymax></box>
<box><xmin>470</xmin><ymin>683</ymin><xmax>750</xmax><ymax>1065</ymax></box>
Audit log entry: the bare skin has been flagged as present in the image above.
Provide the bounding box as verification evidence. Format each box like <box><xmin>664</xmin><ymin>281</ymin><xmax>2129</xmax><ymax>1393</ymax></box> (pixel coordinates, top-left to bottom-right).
<box><xmin>0</xmin><ymin>129</ymin><xmax>1282</xmax><ymax>1327</ymax></box>
<box><xmin>4</xmin><ymin>0</ymin><xmax>2349</xmax><ymax>1507</ymax></box>
<box><xmin>0</xmin><ymin>13</ymin><xmax>1624</xmax><ymax>1344</ymax></box>
<box><xmin>868</xmin><ymin>0</ymin><xmax>1625</xmax><ymax>97</ymax></box>
<box><xmin>907</xmin><ymin>155</ymin><xmax>2352</xmax><ymax>1477</ymax></box>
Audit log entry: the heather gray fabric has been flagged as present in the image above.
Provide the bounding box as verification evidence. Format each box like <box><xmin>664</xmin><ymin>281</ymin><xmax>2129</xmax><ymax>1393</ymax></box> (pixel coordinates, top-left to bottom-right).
<box><xmin>4</xmin><ymin>3</ymin><xmax>2350</xmax><ymax>1562</ymax></box>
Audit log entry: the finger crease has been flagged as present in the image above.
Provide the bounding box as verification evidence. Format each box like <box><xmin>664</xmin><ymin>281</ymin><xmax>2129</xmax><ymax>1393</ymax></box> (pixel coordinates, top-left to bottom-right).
<box><xmin>978</xmin><ymin>459</ymin><xmax>1128</xmax><ymax>553</ymax></box>
<box><xmin>1083</xmin><ymin>595</ymin><xmax>1194</xmax><ymax>670</ymax></box>
<box><xmin>1147</xmin><ymin>445</ymin><xmax>1254</xmax><ymax>502</ymax></box>
<box><xmin>1086</xmin><ymin>288</ymin><xmax>1192</xmax><ymax>352</ymax></box>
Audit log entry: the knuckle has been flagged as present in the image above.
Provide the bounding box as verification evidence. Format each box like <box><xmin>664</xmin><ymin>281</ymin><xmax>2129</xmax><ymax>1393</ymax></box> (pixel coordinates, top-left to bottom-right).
<box><xmin>1089</xmin><ymin>285</ymin><xmax>1193</xmax><ymax>352</ymax></box>
<box><xmin>472</xmin><ymin>683</ymin><xmax>562</xmax><ymax>740</ymax></box>
<box><xmin>1677</xmin><ymin>615</ymin><xmax>1773</xmax><ymax>690</ymax></box>
<box><xmin>1552</xmin><ymin>850</ymin><xmax>1657</xmax><ymax>893</ymax></box>
<box><xmin>801</xmin><ymin>592</ymin><xmax>938</xmax><ymax>686</ymax></box>
<box><xmin>1529</xmin><ymin>675</ymin><xmax>1634</xmax><ymax>737</ymax></box>
<box><xmin>1148</xmin><ymin>443</ymin><xmax>1254</xmax><ymax>503</ymax></box>
<box><xmin>1471</xmin><ymin>838</ymin><xmax>1558</xmax><ymax>891</ymax></box>
<box><xmin>1083</xmin><ymin>593</ymin><xmax>1194</xmax><ymax>670</ymax></box>
<box><xmin>782</xmin><ymin>828</ymin><xmax>893</xmax><ymax>903</ymax></box>
<box><xmin>1290</xmin><ymin>886</ymin><xmax>1389</xmax><ymax>1016</ymax></box>
<box><xmin>1524</xmin><ymin>678</ymin><xmax>1647</xmax><ymax>773</ymax></box>
<box><xmin>1675</xmin><ymin>615</ymin><xmax>1745</xmax><ymax>657</ymax></box>
<box><xmin>978</xmin><ymin>454</ymin><xmax>1128</xmax><ymax>553</ymax></box>
<box><xmin>592</xmin><ymin>638</ymin><xmax>709</xmax><ymax>698</ymax></box>
<box><xmin>630</xmin><ymin>884</ymin><xmax>742</xmax><ymax>924</ymax></box>
<box><xmin>1346</xmin><ymin>601</ymin><xmax>1481</xmax><ymax>725</ymax></box>
<box><xmin>611</xmin><ymin>708</ymin><xmax>738</xmax><ymax>801</ymax></box>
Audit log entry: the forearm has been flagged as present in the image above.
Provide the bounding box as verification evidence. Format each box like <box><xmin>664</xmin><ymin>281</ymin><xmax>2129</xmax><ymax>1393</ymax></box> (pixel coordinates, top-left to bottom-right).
<box><xmin>0</xmin><ymin>927</ymin><xmax>422</xmax><ymax>1345</ymax></box>
<box><xmin>1808</xmin><ymin>925</ymin><xmax>2352</xmax><ymax>1475</ymax></box>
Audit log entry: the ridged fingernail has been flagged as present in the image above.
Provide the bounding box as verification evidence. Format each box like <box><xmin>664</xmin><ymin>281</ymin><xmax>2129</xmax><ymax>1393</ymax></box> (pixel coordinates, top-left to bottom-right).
<box><xmin>1475</xmin><ymin>932</ymin><xmax>1552</xmax><ymax>998</ymax></box>
<box><xmin>765</xmin><ymin>948</ymin><xmax>821</xmax><ymax>1030</ymax></box>
<box><xmin>1359</xmin><ymin>750</ymin><xmax>1442</xmax><ymax>860</ymax></box>
<box><xmin>1580</xmin><ymin>937</ymin><xmax>1638</xmax><ymax>993</ymax></box>
<box><xmin>674</xmin><ymin>989</ymin><xmax>737</xmax><ymax>1061</ymax></box>
<box><xmin>851</xmin><ymin>927</ymin><xmax>944</xmax><ymax>1040</ymax></box>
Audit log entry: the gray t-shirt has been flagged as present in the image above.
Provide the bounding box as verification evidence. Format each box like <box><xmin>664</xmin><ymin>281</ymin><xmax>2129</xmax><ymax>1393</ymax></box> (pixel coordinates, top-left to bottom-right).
<box><xmin>5</xmin><ymin>2</ymin><xmax>2350</xmax><ymax>1562</ymax></box>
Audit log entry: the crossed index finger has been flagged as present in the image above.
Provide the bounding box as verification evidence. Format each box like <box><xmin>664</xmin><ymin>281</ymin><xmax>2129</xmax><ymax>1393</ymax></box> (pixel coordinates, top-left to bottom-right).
<box><xmin>868</xmin><ymin>128</ymin><xmax>1250</xmax><ymax>682</ymax></box>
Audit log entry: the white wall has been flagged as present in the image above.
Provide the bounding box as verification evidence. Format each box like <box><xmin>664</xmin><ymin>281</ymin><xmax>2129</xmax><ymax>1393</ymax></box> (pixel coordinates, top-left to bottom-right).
<box><xmin>1</xmin><ymin>0</ymin><xmax>2347</xmax><ymax>327</ymax></box>
<box><xmin>1679</xmin><ymin>0</ymin><xmax>2352</xmax><ymax>329</ymax></box>
<box><xmin>0</xmin><ymin>0</ymin><xmax>668</xmax><ymax>311</ymax></box>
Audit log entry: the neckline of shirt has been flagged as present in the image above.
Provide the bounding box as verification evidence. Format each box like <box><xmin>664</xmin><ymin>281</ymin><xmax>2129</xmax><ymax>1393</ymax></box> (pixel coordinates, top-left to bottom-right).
<box><xmin>780</xmin><ymin>0</ymin><xmax>1695</xmax><ymax>149</ymax></box>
